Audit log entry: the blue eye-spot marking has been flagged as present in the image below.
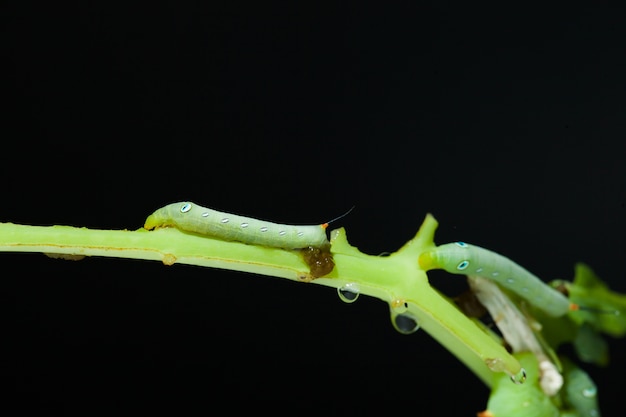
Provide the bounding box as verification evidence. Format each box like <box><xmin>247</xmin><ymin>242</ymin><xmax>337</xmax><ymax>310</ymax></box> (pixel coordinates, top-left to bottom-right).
<box><xmin>455</xmin><ymin>242</ymin><xmax>469</xmax><ymax>248</ymax></box>
<box><xmin>181</xmin><ymin>203</ymin><xmax>192</xmax><ymax>213</ymax></box>
<box><xmin>456</xmin><ymin>260</ymin><xmax>470</xmax><ymax>270</ymax></box>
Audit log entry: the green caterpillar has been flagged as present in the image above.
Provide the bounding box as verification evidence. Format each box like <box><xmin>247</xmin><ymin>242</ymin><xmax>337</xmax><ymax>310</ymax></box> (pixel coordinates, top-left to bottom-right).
<box><xmin>419</xmin><ymin>242</ymin><xmax>573</xmax><ymax>317</ymax></box>
<box><xmin>144</xmin><ymin>201</ymin><xmax>337</xmax><ymax>278</ymax></box>
<box><xmin>144</xmin><ymin>202</ymin><xmax>331</xmax><ymax>250</ymax></box>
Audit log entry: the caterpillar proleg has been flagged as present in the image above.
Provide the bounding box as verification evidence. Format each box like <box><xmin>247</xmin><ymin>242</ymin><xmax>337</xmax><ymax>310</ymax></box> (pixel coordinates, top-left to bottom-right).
<box><xmin>144</xmin><ymin>202</ymin><xmax>331</xmax><ymax>250</ymax></box>
<box><xmin>419</xmin><ymin>242</ymin><xmax>572</xmax><ymax>317</ymax></box>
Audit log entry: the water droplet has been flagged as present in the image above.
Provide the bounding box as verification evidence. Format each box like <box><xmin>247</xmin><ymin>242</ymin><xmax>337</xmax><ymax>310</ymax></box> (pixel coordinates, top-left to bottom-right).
<box><xmin>510</xmin><ymin>368</ymin><xmax>527</xmax><ymax>384</ymax></box>
<box><xmin>394</xmin><ymin>314</ymin><xmax>419</xmax><ymax>334</ymax></box>
<box><xmin>388</xmin><ymin>299</ymin><xmax>419</xmax><ymax>334</ymax></box>
<box><xmin>391</xmin><ymin>310</ymin><xmax>420</xmax><ymax>334</ymax></box>
<box><xmin>337</xmin><ymin>283</ymin><xmax>360</xmax><ymax>303</ymax></box>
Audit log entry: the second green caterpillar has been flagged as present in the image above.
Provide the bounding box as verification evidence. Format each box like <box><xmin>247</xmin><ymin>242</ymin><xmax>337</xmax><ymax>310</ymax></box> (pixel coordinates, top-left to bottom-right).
<box><xmin>419</xmin><ymin>242</ymin><xmax>573</xmax><ymax>317</ymax></box>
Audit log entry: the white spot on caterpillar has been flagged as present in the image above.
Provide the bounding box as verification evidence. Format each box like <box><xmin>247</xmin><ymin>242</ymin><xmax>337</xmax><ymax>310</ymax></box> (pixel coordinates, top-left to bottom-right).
<box><xmin>221</xmin><ymin>218</ymin><xmax>229</xmax><ymax>224</ymax></box>
<box><xmin>201</xmin><ymin>212</ymin><xmax>210</xmax><ymax>217</ymax></box>
<box><xmin>583</xmin><ymin>387</ymin><xmax>597</xmax><ymax>398</ymax></box>
<box><xmin>457</xmin><ymin>260</ymin><xmax>470</xmax><ymax>270</ymax></box>
<box><xmin>279</xmin><ymin>230</ymin><xmax>286</xmax><ymax>236</ymax></box>
<box><xmin>180</xmin><ymin>203</ymin><xmax>192</xmax><ymax>213</ymax></box>
<box><xmin>260</xmin><ymin>227</ymin><xmax>268</xmax><ymax>233</ymax></box>
<box><xmin>241</xmin><ymin>222</ymin><xmax>249</xmax><ymax>228</ymax></box>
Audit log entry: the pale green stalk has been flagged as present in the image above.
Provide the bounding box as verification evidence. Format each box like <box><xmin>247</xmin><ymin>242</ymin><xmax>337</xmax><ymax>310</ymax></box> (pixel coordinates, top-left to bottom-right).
<box><xmin>0</xmin><ymin>215</ymin><xmax>521</xmax><ymax>387</ymax></box>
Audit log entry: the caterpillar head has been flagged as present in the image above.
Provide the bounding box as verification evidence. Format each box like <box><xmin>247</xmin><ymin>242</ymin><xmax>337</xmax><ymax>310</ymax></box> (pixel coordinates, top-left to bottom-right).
<box><xmin>144</xmin><ymin>202</ymin><xmax>191</xmax><ymax>230</ymax></box>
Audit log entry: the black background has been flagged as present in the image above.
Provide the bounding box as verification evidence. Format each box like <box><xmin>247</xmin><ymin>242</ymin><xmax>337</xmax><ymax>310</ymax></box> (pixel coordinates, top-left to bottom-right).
<box><xmin>3</xmin><ymin>3</ymin><xmax>626</xmax><ymax>416</ymax></box>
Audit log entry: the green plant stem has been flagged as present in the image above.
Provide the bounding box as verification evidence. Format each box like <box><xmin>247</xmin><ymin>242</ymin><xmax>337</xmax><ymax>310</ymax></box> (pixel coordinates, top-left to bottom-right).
<box><xmin>0</xmin><ymin>216</ymin><xmax>521</xmax><ymax>387</ymax></box>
